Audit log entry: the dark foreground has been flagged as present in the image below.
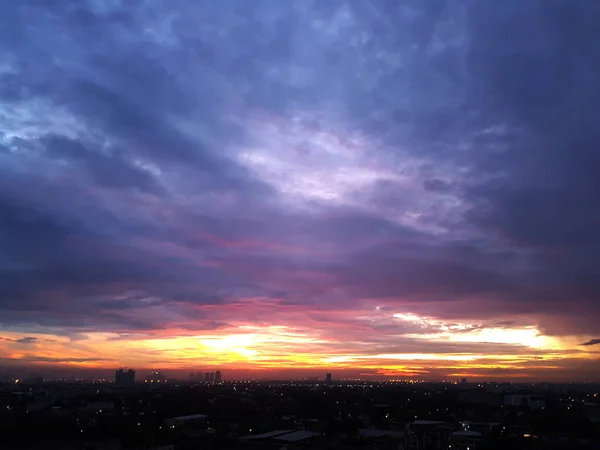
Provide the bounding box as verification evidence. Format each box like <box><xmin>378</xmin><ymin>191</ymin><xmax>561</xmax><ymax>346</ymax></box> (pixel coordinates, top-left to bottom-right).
<box><xmin>1</xmin><ymin>380</ymin><xmax>598</xmax><ymax>449</ymax></box>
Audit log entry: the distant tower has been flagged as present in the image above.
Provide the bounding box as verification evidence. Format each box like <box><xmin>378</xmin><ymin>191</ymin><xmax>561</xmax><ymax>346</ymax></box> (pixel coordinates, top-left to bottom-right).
<box><xmin>215</xmin><ymin>371</ymin><xmax>222</xmax><ymax>383</ymax></box>
<box><xmin>461</xmin><ymin>377</ymin><xmax>468</xmax><ymax>384</ymax></box>
<box><xmin>326</xmin><ymin>373</ymin><xmax>332</xmax><ymax>384</ymax></box>
<box><xmin>127</xmin><ymin>369</ymin><xmax>136</xmax><ymax>385</ymax></box>
<box><xmin>115</xmin><ymin>368</ymin><xmax>135</xmax><ymax>386</ymax></box>
<box><xmin>205</xmin><ymin>372</ymin><xmax>215</xmax><ymax>383</ymax></box>
<box><xmin>189</xmin><ymin>372</ymin><xmax>196</xmax><ymax>381</ymax></box>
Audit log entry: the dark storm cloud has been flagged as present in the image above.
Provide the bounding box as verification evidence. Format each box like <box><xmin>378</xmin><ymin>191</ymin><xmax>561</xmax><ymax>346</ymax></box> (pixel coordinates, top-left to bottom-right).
<box><xmin>0</xmin><ymin>190</ymin><xmax>250</xmax><ymax>330</ymax></box>
<box><xmin>0</xmin><ymin>0</ymin><xmax>277</xmax><ymax>329</ymax></box>
<box><xmin>0</xmin><ymin>195</ymin><xmax>160</xmax><ymax>290</ymax></box>
<box><xmin>40</xmin><ymin>134</ymin><xmax>163</xmax><ymax>194</ymax></box>
<box><xmin>580</xmin><ymin>339</ymin><xmax>600</xmax><ymax>347</ymax></box>
<box><xmin>463</xmin><ymin>6</ymin><xmax>600</xmax><ymax>246</ymax></box>
<box><xmin>423</xmin><ymin>179</ymin><xmax>452</xmax><ymax>193</ymax></box>
<box><xmin>453</xmin><ymin>1</ymin><xmax>600</xmax><ymax>327</ymax></box>
<box><xmin>0</xmin><ymin>0</ymin><xmax>599</xmax><ymax>343</ymax></box>
<box><xmin>0</xmin><ymin>1</ymin><xmax>267</xmax><ymax>191</ymax></box>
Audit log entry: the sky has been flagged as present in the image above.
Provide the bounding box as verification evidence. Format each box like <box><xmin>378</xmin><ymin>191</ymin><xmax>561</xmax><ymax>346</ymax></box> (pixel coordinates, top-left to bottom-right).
<box><xmin>1</xmin><ymin>0</ymin><xmax>599</xmax><ymax>382</ymax></box>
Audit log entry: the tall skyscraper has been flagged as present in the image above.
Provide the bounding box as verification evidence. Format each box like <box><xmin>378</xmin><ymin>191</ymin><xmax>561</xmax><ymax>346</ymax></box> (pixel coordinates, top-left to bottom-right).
<box><xmin>326</xmin><ymin>373</ymin><xmax>332</xmax><ymax>384</ymax></box>
<box><xmin>215</xmin><ymin>370</ymin><xmax>222</xmax><ymax>383</ymax></box>
<box><xmin>189</xmin><ymin>371</ymin><xmax>203</xmax><ymax>382</ymax></box>
<box><xmin>205</xmin><ymin>372</ymin><xmax>214</xmax><ymax>383</ymax></box>
<box><xmin>115</xmin><ymin>368</ymin><xmax>135</xmax><ymax>386</ymax></box>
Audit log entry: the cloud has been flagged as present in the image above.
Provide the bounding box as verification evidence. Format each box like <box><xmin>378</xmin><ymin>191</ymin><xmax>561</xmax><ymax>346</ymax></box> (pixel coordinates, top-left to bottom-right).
<box><xmin>21</xmin><ymin>357</ymin><xmax>105</xmax><ymax>364</ymax></box>
<box><xmin>0</xmin><ymin>336</ymin><xmax>37</xmax><ymax>344</ymax></box>
<box><xmin>0</xmin><ymin>0</ymin><xmax>599</xmax><ymax>379</ymax></box>
<box><xmin>14</xmin><ymin>337</ymin><xmax>37</xmax><ymax>344</ymax></box>
<box><xmin>39</xmin><ymin>134</ymin><xmax>164</xmax><ymax>194</ymax></box>
<box><xmin>580</xmin><ymin>339</ymin><xmax>600</xmax><ymax>347</ymax></box>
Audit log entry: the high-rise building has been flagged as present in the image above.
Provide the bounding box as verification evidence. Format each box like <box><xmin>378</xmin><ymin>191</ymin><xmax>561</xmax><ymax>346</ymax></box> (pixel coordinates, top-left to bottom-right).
<box><xmin>326</xmin><ymin>373</ymin><xmax>332</xmax><ymax>384</ymax></box>
<box><xmin>215</xmin><ymin>370</ymin><xmax>222</xmax><ymax>383</ymax></box>
<box><xmin>115</xmin><ymin>368</ymin><xmax>135</xmax><ymax>387</ymax></box>
<box><xmin>189</xmin><ymin>371</ymin><xmax>203</xmax><ymax>382</ymax></box>
<box><xmin>205</xmin><ymin>372</ymin><xmax>214</xmax><ymax>383</ymax></box>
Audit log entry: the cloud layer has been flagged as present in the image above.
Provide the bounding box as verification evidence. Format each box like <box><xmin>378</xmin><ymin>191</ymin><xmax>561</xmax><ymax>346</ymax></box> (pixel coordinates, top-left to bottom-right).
<box><xmin>1</xmin><ymin>0</ymin><xmax>599</xmax><ymax>380</ymax></box>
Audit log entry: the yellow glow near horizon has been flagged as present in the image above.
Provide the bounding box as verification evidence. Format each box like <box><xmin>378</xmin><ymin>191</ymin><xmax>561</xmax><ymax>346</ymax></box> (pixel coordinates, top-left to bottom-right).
<box><xmin>407</xmin><ymin>327</ymin><xmax>556</xmax><ymax>349</ymax></box>
<box><xmin>130</xmin><ymin>326</ymin><xmax>333</xmax><ymax>365</ymax></box>
<box><xmin>0</xmin><ymin>318</ymin><xmax>597</xmax><ymax>380</ymax></box>
<box><xmin>392</xmin><ymin>312</ymin><xmax>561</xmax><ymax>349</ymax></box>
<box><xmin>324</xmin><ymin>353</ymin><xmax>478</xmax><ymax>363</ymax></box>
<box><xmin>198</xmin><ymin>334</ymin><xmax>261</xmax><ymax>358</ymax></box>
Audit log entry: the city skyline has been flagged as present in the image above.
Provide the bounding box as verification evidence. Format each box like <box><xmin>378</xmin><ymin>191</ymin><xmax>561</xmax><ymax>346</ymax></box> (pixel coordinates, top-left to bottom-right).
<box><xmin>1</xmin><ymin>1</ymin><xmax>600</xmax><ymax>382</ymax></box>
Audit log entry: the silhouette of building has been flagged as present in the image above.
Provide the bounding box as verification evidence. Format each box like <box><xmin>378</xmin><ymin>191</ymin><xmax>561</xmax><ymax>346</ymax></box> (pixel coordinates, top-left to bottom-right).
<box><xmin>115</xmin><ymin>368</ymin><xmax>135</xmax><ymax>387</ymax></box>
<box><xmin>215</xmin><ymin>370</ymin><xmax>222</xmax><ymax>383</ymax></box>
<box><xmin>326</xmin><ymin>373</ymin><xmax>332</xmax><ymax>384</ymax></box>
<box><xmin>189</xmin><ymin>371</ymin><xmax>203</xmax><ymax>382</ymax></box>
<box><xmin>205</xmin><ymin>372</ymin><xmax>214</xmax><ymax>383</ymax></box>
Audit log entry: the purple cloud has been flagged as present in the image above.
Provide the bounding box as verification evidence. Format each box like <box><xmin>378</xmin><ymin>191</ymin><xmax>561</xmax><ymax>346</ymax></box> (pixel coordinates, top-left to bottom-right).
<box><xmin>1</xmin><ymin>0</ymin><xmax>599</xmax><ymax>378</ymax></box>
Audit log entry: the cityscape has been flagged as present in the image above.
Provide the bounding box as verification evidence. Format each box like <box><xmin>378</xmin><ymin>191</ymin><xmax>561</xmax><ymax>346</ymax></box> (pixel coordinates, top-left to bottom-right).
<box><xmin>0</xmin><ymin>373</ymin><xmax>599</xmax><ymax>449</ymax></box>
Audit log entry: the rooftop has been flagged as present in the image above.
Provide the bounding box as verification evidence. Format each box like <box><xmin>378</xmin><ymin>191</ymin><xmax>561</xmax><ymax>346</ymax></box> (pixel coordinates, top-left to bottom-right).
<box><xmin>240</xmin><ymin>430</ymin><xmax>292</xmax><ymax>440</ymax></box>
<box><xmin>171</xmin><ymin>413</ymin><xmax>207</xmax><ymax>421</ymax></box>
<box><xmin>453</xmin><ymin>431</ymin><xmax>482</xmax><ymax>438</ymax></box>
<box><xmin>274</xmin><ymin>430</ymin><xmax>321</xmax><ymax>442</ymax></box>
<box><xmin>359</xmin><ymin>429</ymin><xmax>405</xmax><ymax>439</ymax></box>
<box><xmin>412</xmin><ymin>420</ymin><xmax>446</xmax><ymax>426</ymax></box>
